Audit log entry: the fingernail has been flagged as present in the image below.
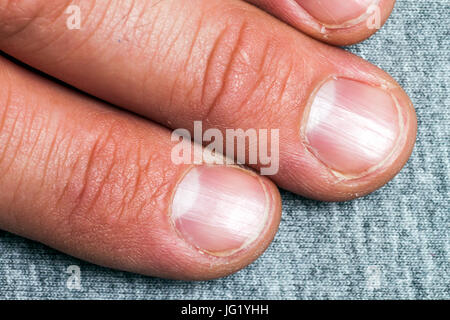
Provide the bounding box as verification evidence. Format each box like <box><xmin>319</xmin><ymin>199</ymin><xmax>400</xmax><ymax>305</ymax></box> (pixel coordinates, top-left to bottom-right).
<box><xmin>304</xmin><ymin>78</ymin><xmax>401</xmax><ymax>177</ymax></box>
<box><xmin>295</xmin><ymin>0</ymin><xmax>377</xmax><ymax>27</ymax></box>
<box><xmin>171</xmin><ymin>166</ymin><xmax>269</xmax><ymax>256</ymax></box>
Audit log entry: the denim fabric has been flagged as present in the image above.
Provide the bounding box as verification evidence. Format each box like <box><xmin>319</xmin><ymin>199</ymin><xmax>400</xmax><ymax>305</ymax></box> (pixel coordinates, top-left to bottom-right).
<box><xmin>0</xmin><ymin>0</ymin><xmax>448</xmax><ymax>299</ymax></box>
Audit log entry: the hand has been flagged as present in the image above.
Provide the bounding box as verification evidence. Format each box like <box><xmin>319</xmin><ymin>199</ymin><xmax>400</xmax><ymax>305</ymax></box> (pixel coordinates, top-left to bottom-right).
<box><xmin>0</xmin><ymin>0</ymin><xmax>416</xmax><ymax>280</ymax></box>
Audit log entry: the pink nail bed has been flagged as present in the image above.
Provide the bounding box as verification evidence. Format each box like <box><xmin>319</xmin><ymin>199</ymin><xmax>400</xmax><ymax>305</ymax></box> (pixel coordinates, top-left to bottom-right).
<box><xmin>171</xmin><ymin>166</ymin><xmax>269</xmax><ymax>256</ymax></box>
<box><xmin>304</xmin><ymin>78</ymin><xmax>401</xmax><ymax>177</ymax></box>
<box><xmin>296</xmin><ymin>0</ymin><xmax>377</xmax><ymax>27</ymax></box>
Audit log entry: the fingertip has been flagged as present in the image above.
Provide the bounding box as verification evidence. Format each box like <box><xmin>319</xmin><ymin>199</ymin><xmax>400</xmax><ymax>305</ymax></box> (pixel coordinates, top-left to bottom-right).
<box><xmin>164</xmin><ymin>165</ymin><xmax>282</xmax><ymax>280</ymax></box>
<box><xmin>248</xmin><ymin>0</ymin><xmax>396</xmax><ymax>45</ymax></box>
<box><xmin>293</xmin><ymin>75</ymin><xmax>417</xmax><ymax>202</ymax></box>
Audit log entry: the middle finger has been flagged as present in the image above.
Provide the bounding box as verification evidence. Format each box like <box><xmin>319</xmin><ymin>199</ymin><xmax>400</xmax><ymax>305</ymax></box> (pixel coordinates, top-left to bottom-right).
<box><xmin>0</xmin><ymin>0</ymin><xmax>417</xmax><ymax>201</ymax></box>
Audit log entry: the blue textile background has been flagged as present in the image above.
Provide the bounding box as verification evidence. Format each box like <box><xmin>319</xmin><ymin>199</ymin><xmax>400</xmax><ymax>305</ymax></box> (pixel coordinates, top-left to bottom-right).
<box><xmin>0</xmin><ymin>0</ymin><xmax>448</xmax><ymax>299</ymax></box>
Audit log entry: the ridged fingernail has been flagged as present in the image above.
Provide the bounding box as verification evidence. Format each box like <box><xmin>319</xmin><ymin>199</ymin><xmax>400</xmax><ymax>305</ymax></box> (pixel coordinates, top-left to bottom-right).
<box><xmin>304</xmin><ymin>78</ymin><xmax>401</xmax><ymax>177</ymax></box>
<box><xmin>296</xmin><ymin>0</ymin><xmax>377</xmax><ymax>27</ymax></box>
<box><xmin>171</xmin><ymin>166</ymin><xmax>269</xmax><ymax>256</ymax></box>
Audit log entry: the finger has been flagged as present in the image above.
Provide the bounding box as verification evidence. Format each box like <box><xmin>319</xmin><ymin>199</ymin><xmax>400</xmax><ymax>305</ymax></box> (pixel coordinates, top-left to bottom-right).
<box><xmin>246</xmin><ymin>0</ymin><xmax>396</xmax><ymax>45</ymax></box>
<box><xmin>0</xmin><ymin>0</ymin><xmax>417</xmax><ymax>201</ymax></box>
<box><xmin>0</xmin><ymin>55</ymin><xmax>281</xmax><ymax>280</ymax></box>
